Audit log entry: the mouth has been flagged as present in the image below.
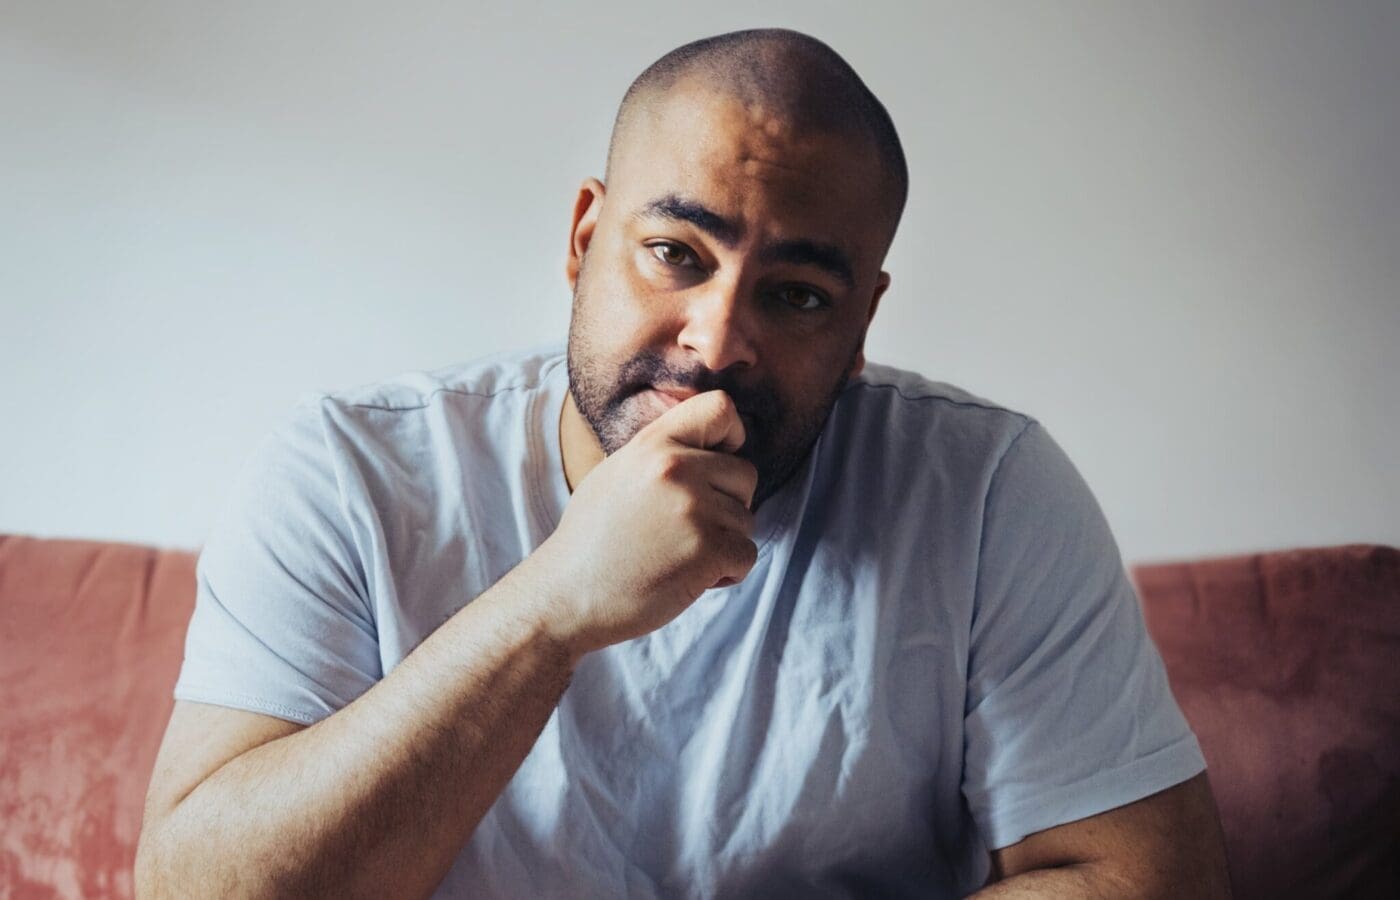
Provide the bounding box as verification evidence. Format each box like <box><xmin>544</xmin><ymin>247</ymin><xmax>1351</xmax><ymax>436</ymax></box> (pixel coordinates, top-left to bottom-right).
<box><xmin>638</xmin><ymin>386</ymin><xmax>757</xmax><ymax>443</ymax></box>
<box><xmin>638</xmin><ymin>385</ymin><xmax>698</xmax><ymax>413</ymax></box>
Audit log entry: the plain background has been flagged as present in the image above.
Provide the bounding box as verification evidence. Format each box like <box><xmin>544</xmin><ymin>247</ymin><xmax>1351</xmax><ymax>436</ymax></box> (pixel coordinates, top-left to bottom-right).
<box><xmin>2</xmin><ymin>1</ymin><xmax>1396</xmax><ymax>564</ymax></box>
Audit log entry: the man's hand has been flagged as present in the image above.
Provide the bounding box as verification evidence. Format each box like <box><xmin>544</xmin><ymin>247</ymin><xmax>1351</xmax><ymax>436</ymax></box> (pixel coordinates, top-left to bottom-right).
<box><xmin>535</xmin><ymin>388</ymin><xmax>759</xmax><ymax>653</ymax></box>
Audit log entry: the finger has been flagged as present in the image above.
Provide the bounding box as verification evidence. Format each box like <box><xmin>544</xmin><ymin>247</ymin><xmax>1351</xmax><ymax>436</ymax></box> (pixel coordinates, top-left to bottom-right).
<box><xmin>706</xmin><ymin>490</ymin><xmax>756</xmax><ymax>537</ymax></box>
<box><xmin>708</xmin><ymin>531</ymin><xmax>758</xmax><ymax>590</ymax></box>
<box><xmin>719</xmin><ymin>529</ymin><xmax>759</xmax><ymax>578</ymax></box>
<box><xmin>652</xmin><ymin>389</ymin><xmax>746</xmax><ymax>454</ymax></box>
<box><xmin>706</xmin><ymin>454</ymin><xmax>759</xmax><ymax>510</ymax></box>
<box><xmin>655</xmin><ymin>447</ymin><xmax>758</xmax><ymax>509</ymax></box>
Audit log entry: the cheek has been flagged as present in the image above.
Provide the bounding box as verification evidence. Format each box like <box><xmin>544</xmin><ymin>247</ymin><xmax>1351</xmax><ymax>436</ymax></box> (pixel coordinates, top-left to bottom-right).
<box><xmin>779</xmin><ymin>359</ymin><xmax>840</xmax><ymax>401</ymax></box>
<box><xmin>580</xmin><ymin>260</ymin><xmax>647</xmax><ymax>330</ymax></box>
<box><xmin>604</xmin><ymin>266</ymin><xmax>681</xmax><ymax>340</ymax></box>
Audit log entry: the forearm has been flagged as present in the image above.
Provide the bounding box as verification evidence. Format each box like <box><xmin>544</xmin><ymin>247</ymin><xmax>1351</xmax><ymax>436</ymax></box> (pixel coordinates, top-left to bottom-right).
<box><xmin>139</xmin><ymin>550</ymin><xmax>581</xmax><ymax>899</ymax></box>
<box><xmin>973</xmin><ymin>773</ymin><xmax>1232</xmax><ymax>900</ymax></box>
<box><xmin>970</xmin><ymin>863</ymin><xmax>1131</xmax><ymax>898</ymax></box>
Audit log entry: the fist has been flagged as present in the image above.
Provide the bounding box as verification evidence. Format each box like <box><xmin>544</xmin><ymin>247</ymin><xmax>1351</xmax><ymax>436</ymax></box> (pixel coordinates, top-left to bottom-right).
<box><xmin>535</xmin><ymin>389</ymin><xmax>759</xmax><ymax>653</ymax></box>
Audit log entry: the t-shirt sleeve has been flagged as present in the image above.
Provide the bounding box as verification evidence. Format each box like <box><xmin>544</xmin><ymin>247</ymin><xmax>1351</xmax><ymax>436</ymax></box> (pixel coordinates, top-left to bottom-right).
<box><xmin>961</xmin><ymin>419</ymin><xmax>1205</xmax><ymax>851</ymax></box>
<box><xmin>172</xmin><ymin>396</ymin><xmax>382</xmax><ymax>725</ymax></box>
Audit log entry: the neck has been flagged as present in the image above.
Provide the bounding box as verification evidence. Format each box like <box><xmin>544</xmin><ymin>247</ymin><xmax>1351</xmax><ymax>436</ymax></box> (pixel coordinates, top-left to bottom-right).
<box><xmin>559</xmin><ymin>387</ymin><xmax>604</xmax><ymax>493</ymax></box>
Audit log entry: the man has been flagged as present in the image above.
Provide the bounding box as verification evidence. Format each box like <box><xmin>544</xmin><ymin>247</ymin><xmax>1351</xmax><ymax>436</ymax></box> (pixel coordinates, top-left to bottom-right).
<box><xmin>136</xmin><ymin>28</ymin><xmax>1231</xmax><ymax>898</ymax></box>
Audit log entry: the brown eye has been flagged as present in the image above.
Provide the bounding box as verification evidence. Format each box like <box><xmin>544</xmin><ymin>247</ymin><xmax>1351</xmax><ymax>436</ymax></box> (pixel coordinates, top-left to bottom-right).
<box><xmin>649</xmin><ymin>242</ymin><xmax>695</xmax><ymax>268</ymax></box>
<box><xmin>776</xmin><ymin>286</ymin><xmax>827</xmax><ymax>312</ymax></box>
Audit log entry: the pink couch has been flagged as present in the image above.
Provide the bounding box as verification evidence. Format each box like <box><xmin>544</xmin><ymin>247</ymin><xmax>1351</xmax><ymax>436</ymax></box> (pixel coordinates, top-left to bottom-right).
<box><xmin>2</xmin><ymin>534</ymin><xmax>1396</xmax><ymax>898</ymax></box>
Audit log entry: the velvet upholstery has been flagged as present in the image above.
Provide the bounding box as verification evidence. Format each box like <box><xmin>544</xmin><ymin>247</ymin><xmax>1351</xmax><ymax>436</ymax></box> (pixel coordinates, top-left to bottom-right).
<box><xmin>1</xmin><ymin>534</ymin><xmax>1396</xmax><ymax>898</ymax></box>
<box><xmin>0</xmin><ymin>536</ymin><xmax>196</xmax><ymax>898</ymax></box>
<box><xmin>1131</xmin><ymin>544</ymin><xmax>1400</xmax><ymax>898</ymax></box>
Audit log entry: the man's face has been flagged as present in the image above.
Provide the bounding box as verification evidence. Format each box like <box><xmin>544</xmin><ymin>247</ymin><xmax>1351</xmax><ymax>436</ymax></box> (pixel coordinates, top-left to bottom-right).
<box><xmin>565</xmin><ymin>80</ymin><xmax>892</xmax><ymax>509</ymax></box>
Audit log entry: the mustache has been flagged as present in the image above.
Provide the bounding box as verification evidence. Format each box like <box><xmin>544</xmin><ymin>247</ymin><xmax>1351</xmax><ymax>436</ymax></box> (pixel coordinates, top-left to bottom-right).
<box><xmin>614</xmin><ymin>355</ymin><xmax>777</xmax><ymax>420</ymax></box>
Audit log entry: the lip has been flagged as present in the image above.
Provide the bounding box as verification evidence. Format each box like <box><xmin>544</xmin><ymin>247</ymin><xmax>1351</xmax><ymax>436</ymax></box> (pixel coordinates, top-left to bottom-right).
<box><xmin>648</xmin><ymin>385</ymin><xmax>699</xmax><ymax>408</ymax></box>
<box><xmin>643</xmin><ymin>388</ymin><xmax>756</xmax><ymax>442</ymax></box>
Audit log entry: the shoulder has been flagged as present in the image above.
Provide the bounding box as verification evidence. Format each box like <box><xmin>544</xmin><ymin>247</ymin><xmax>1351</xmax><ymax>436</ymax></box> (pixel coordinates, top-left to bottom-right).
<box><xmin>276</xmin><ymin>341</ymin><xmax>566</xmax><ymax>453</ymax></box>
<box><xmin>260</xmin><ymin>342</ymin><xmax>565</xmax><ymax>511</ymax></box>
<box><xmin>839</xmin><ymin>368</ymin><xmax>1105</xmax><ymax>540</ymax></box>
<box><xmin>829</xmin><ymin>360</ymin><xmax>1038</xmax><ymax>475</ymax></box>
<box><xmin>310</xmin><ymin>340</ymin><xmax>566</xmax><ymax>414</ymax></box>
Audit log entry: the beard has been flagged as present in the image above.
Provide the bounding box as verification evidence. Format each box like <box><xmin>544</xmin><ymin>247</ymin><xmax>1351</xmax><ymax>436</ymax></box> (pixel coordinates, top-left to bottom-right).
<box><xmin>565</xmin><ymin>274</ymin><xmax>859</xmax><ymax>511</ymax></box>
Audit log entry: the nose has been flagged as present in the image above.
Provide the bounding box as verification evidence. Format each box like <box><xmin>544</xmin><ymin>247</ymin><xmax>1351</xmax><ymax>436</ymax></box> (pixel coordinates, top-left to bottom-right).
<box><xmin>675</xmin><ymin>278</ymin><xmax>758</xmax><ymax>373</ymax></box>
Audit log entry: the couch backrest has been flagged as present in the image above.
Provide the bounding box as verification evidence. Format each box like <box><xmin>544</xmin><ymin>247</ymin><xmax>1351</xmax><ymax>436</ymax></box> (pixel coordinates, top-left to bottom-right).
<box><xmin>1132</xmin><ymin>543</ymin><xmax>1400</xmax><ymax>899</ymax></box>
<box><xmin>0</xmin><ymin>535</ymin><xmax>196</xmax><ymax>898</ymax></box>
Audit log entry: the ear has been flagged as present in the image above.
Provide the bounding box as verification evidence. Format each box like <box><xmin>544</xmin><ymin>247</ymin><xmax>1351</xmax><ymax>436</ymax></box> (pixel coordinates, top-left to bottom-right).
<box><xmin>848</xmin><ymin>270</ymin><xmax>891</xmax><ymax>379</ymax></box>
<box><xmin>565</xmin><ymin>177</ymin><xmax>606</xmax><ymax>292</ymax></box>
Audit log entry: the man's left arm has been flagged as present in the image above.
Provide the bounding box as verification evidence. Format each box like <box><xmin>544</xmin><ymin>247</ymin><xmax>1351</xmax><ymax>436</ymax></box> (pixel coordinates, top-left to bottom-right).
<box><xmin>972</xmin><ymin>772</ymin><xmax>1231</xmax><ymax>898</ymax></box>
<box><xmin>959</xmin><ymin>419</ymin><xmax>1231</xmax><ymax>897</ymax></box>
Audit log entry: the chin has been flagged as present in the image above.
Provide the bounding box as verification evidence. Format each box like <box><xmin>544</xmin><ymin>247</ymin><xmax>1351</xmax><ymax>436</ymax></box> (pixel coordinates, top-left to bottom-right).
<box><xmin>597</xmin><ymin>408</ymin><xmax>652</xmax><ymax>455</ymax></box>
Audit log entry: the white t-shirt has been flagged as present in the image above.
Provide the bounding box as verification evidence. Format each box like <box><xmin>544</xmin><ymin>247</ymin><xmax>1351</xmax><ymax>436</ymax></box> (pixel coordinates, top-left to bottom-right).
<box><xmin>174</xmin><ymin>341</ymin><xmax>1205</xmax><ymax>897</ymax></box>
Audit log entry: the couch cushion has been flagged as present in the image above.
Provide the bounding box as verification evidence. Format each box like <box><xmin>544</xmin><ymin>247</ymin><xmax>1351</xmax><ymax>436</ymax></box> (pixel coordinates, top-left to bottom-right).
<box><xmin>0</xmin><ymin>535</ymin><xmax>196</xmax><ymax>899</ymax></box>
<box><xmin>1132</xmin><ymin>544</ymin><xmax>1400</xmax><ymax>899</ymax></box>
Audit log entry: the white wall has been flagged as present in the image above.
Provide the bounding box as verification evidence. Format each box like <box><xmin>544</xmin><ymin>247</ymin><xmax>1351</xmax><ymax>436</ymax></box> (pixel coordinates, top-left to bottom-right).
<box><xmin>3</xmin><ymin>1</ymin><xmax>1396</xmax><ymax>564</ymax></box>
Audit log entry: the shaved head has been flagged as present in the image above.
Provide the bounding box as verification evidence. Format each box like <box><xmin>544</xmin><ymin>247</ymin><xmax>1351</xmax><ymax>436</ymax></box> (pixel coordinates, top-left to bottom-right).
<box><xmin>563</xmin><ymin>28</ymin><xmax>902</xmax><ymax>509</ymax></box>
<box><xmin>604</xmin><ymin>28</ymin><xmax>908</xmax><ymax>248</ymax></box>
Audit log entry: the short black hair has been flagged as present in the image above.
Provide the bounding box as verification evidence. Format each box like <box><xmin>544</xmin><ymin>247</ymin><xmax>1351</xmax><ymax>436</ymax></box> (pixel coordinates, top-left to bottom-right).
<box><xmin>604</xmin><ymin>28</ymin><xmax>909</xmax><ymax>240</ymax></box>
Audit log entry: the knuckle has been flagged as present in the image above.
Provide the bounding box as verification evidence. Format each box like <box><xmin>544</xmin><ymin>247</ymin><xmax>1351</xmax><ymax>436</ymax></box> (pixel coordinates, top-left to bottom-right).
<box><xmin>679</xmin><ymin>522</ymin><xmax>707</xmax><ymax>558</ymax></box>
<box><xmin>735</xmin><ymin>536</ymin><xmax>758</xmax><ymax>569</ymax></box>
<box><xmin>653</xmin><ymin>452</ymin><xmax>686</xmax><ymax>483</ymax></box>
<box><xmin>673</xmin><ymin>491</ymin><xmax>705</xmax><ymax>524</ymax></box>
<box><xmin>711</xmin><ymin>391</ymin><xmax>737</xmax><ymax>417</ymax></box>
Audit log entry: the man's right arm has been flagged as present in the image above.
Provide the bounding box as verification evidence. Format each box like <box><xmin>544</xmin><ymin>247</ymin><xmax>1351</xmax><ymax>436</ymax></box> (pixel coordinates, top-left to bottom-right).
<box><xmin>136</xmin><ymin>388</ymin><xmax>759</xmax><ymax>899</ymax></box>
<box><xmin>135</xmin><ymin>547</ymin><xmax>582</xmax><ymax>899</ymax></box>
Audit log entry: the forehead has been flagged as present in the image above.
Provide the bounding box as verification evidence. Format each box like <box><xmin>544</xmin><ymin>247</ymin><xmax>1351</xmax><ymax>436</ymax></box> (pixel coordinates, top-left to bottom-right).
<box><xmin>609</xmin><ymin>81</ymin><xmax>888</xmax><ymax>265</ymax></box>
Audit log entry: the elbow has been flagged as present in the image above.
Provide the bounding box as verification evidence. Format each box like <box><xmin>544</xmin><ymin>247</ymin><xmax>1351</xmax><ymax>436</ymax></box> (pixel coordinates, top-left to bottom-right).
<box><xmin>133</xmin><ymin>815</ymin><xmax>246</xmax><ymax>899</ymax></box>
<box><xmin>134</xmin><ymin>812</ymin><xmax>319</xmax><ymax>900</ymax></box>
<box><xmin>133</xmin><ymin>818</ymin><xmax>175</xmax><ymax>900</ymax></box>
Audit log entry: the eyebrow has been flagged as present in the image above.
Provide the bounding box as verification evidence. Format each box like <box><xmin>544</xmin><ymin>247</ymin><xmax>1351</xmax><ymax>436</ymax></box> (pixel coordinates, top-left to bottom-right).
<box><xmin>631</xmin><ymin>193</ymin><xmax>856</xmax><ymax>291</ymax></box>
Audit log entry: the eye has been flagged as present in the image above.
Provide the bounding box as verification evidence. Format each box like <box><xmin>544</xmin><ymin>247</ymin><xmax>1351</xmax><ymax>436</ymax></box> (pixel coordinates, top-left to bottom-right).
<box><xmin>774</xmin><ymin>285</ymin><xmax>829</xmax><ymax>312</ymax></box>
<box><xmin>647</xmin><ymin>241</ymin><xmax>699</xmax><ymax>269</ymax></box>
